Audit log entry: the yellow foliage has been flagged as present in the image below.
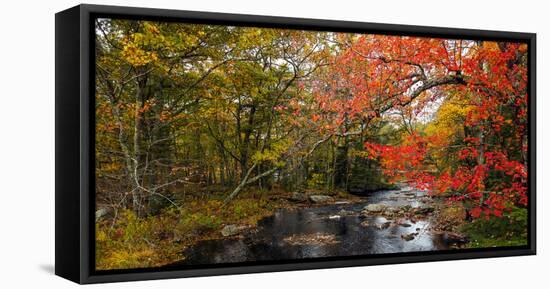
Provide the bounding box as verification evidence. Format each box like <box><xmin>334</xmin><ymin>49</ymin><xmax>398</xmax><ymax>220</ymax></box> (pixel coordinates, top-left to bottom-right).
<box><xmin>425</xmin><ymin>97</ymin><xmax>473</xmax><ymax>141</ymax></box>
<box><xmin>252</xmin><ymin>139</ymin><xmax>291</xmax><ymax>163</ymax></box>
<box><xmin>95</xmin><ymin>210</ymin><xmax>181</xmax><ymax>270</ymax></box>
<box><xmin>143</xmin><ymin>22</ymin><xmax>160</xmax><ymax>35</ymax></box>
<box><xmin>422</xmin><ymin>95</ymin><xmax>474</xmax><ymax>169</ymax></box>
<box><xmin>95</xmin><ymin>194</ymin><xmax>287</xmax><ymax>270</ymax></box>
<box><xmin>120</xmin><ymin>22</ymin><xmax>169</xmax><ymax>67</ymax></box>
<box><xmin>121</xmin><ymin>42</ymin><xmax>158</xmax><ymax>67</ymax></box>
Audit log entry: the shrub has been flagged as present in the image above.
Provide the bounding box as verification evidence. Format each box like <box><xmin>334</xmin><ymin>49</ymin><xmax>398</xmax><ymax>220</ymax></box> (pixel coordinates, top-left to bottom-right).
<box><xmin>461</xmin><ymin>206</ymin><xmax>528</xmax><ymax>248</ymax></box>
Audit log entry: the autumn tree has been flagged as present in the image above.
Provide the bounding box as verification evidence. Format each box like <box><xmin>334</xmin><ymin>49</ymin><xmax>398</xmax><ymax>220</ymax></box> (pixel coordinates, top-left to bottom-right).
<box><xmin>315</xmin><ymin>35</ymin><xmax>528</xmax><ymax>218</ymax></box>
<box><xmin>96</xmin><ymin>19</ymin><xmax>237</xmax><ymax>214</ymax></box>
<box><xmin>95</xmin><ymin>19</ymin><xmax>528</xmax><ymax>219</ymax></box>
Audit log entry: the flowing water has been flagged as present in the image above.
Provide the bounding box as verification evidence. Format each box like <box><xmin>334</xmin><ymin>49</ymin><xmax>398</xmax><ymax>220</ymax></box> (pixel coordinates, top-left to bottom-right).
<box><xmin>171</xmin><ymin>186</ymin><xmax>450</xmax><ymax>266</ymax></box>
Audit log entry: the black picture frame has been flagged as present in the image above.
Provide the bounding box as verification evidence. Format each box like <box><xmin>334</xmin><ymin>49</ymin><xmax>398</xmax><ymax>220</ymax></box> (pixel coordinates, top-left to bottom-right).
<box><xmin>55</xmin><ymin>4</ymin><xmax>536</xmax><ymax>284</ymax></box>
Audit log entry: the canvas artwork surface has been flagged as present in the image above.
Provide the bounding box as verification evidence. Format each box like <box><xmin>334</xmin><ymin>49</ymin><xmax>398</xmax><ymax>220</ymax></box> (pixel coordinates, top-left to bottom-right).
<box><xmin>93</xmin><ymin>18</ymin><xmax>529</xmax><ymax>271</ymax></box>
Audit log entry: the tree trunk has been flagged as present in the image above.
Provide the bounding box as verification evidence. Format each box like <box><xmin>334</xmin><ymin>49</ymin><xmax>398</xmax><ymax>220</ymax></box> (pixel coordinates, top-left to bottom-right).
<box><xmin>223</xmin><ymin>164</ymin><xmax>278</xmax><ymax>205</ymax></box>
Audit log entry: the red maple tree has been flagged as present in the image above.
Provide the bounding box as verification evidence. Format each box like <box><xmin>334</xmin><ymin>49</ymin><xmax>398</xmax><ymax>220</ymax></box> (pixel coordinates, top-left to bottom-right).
<box><xmin>314</xmin><ymin>35</ymin><xmax>528</xmax><ymax>218</ymax></box>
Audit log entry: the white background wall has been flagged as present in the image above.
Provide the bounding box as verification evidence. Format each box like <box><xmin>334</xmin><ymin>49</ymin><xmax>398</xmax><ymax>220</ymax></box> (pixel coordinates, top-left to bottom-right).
<box><xmin>0</xmin><ymin>0</ymin><xmax>547</xmax><ymax>287</ymax></box>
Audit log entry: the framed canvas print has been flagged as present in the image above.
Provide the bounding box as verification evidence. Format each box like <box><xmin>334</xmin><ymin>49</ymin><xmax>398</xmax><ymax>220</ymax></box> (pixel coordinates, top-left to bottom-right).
<box><xmin>55</xmin><ymin>4</ymin><xmax>536</xmax><ymax>284</ymax></box>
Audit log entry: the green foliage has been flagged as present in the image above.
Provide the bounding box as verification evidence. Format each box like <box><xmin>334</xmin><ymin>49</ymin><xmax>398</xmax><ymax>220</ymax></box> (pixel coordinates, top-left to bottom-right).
<box><xmin>461</xmin><ymin>207</ymin><xmax>528</xmax><ymax>248</ymax></box>
<box><xmin>179</xmin><ymin>212</ymin><xmax>222</xmax><ymax>231</ymax></box>
<box><xmin>252</xmin><ymin>139</ymin><xmax>292</xmax><ymax>163</ymax></box>
<box><xmin>347</xmin><ymin>152</ymin><xmax>396</xmax><ymax>193</ymax></box>
<box><xmin>307</xmin><ymin>173</ymin><xmax>326</xmax><ymax>189</ymax></box>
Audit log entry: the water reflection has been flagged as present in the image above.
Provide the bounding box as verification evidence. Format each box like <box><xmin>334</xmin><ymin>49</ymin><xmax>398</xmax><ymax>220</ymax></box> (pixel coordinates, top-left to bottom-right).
<box><xmin>171</xmin><ymin>188</ymin><xmax>449</xmax><ymax>266</ymax></box>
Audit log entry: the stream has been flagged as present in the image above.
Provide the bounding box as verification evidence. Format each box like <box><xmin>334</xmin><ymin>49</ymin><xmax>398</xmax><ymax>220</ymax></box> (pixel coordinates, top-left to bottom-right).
<box><xmin>171</xmin><ymin>186</ymin><xmax>450</xmax><ymax>266</ymax></box>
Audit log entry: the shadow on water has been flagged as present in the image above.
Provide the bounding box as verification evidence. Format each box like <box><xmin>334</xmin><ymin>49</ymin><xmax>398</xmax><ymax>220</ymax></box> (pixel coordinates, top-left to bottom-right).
<box><xmin>171</xmin><ymin>187</ymin><xmax>449</xmax><ymax>266</ymax></box>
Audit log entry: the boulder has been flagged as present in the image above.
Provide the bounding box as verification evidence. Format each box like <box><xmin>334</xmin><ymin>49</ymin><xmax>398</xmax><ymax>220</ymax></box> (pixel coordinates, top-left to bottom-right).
<box><xmin>289</xmin><ymin>192</ymin><xmax>308</xmax><ymax>202</ymax></box>
<box><xmin>419</xmin><ymin>196</ymin><xmax>433</xmax><ymax>203</ymax></box>
<box><xmin>309</xmin><ymin>195</ymin><xmax>335</xmax><ymax>203</ymax></box>
<box><xmin>384</xmin><ymin>206</ymin><xmax>402</xmax><ymax>216</ymax></box>
<box><xmin>401</xmin><ymin>232</ymin><xmax>418</xmax><ymax>241</ymax></box>
<box><xmin>337</xmin><ymin>209</ymin><xmax>355</xmax><ymax>216</ymax></box>
<box><xmin>363</xmin><ymin>203</ymin><xmax>386</xmax><ymax>213</ymax></box>
<box><xmin>221</xmin><ymin>224</ymin><xmax>247</xmax><ymax>237</ymax></box>
<box><xmin>414</xmin><ymin>206</ymin><xmax>435</xmax><ymax>215</ymax></box>
<box><xmin>375</xmin><ymin>221</ymin><xmax>392</xmax><ymax>230</ymax></box>
<box><xmin>95</xmin><ymin>207</ymin><xmax>112</xmax><ymax>221</ymax></box>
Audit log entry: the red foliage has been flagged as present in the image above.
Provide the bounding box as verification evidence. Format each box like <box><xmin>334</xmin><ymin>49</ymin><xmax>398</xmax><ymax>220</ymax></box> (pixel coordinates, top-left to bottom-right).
<box><xmin>316</xmin><ymin>37</ymin><xmax>528</xmax><ymax>219</ymax></box>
